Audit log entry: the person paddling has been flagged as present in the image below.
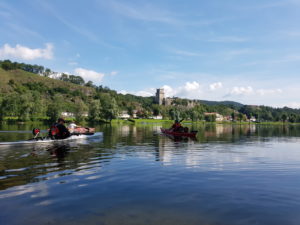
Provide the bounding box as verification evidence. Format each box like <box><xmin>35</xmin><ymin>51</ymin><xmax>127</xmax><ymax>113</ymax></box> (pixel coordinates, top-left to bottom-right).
<box><xmin>170</xmin><ymin>119</ymin><xmax>183</xmax><ymax>132</ymax></box>
<box><xmin>49</xmin><ymin>118</ymin><xmax>71</xmax><ymax>139</ymax></box>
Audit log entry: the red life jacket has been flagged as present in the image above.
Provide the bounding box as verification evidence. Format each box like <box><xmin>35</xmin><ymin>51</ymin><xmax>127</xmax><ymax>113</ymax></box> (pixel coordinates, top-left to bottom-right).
<box><xmin>50</xmin><ymin>124</ymin><xmax>60</xmax><ymax>136</ymax></box>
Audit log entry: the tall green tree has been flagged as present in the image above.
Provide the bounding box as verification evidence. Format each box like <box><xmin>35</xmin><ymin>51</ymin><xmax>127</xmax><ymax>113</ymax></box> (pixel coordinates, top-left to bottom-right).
<box><xmin>74</xmin><ymin>99</ymin><xmax>88</xmax><ymax>122</ymax></box>
<box><xmin>281</xmin><ymin>114</ymin><xmax>287</xmax><ymax>122</ymax></box>
<box><xmin>47</xmin><ymin>104</ymin><xmax>61</xmax><ymax>122</ymax></box>
<box><xmin>88</xmin><ymin>99</ymin><xmax>101</xmax><ymax>122</ymax></box>
<box><xmin>100</xmin><ymin>95</ymin><xmax>119</xmax><ymax>121</ymax></box>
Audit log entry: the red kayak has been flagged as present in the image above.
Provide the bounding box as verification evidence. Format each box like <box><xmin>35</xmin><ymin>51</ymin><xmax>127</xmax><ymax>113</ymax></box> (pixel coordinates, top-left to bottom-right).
<box><xmin>160</xmin><ymin>128</ymin><xmax>197</xmax><ymax>138</ymax></box>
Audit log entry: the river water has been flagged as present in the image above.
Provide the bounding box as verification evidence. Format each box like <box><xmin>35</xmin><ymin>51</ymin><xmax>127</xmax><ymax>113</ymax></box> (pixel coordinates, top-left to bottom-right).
<box><xmin>1</xmin><ymin>123</ymin><xmax>300</xmax><ymax>225</ymax></box>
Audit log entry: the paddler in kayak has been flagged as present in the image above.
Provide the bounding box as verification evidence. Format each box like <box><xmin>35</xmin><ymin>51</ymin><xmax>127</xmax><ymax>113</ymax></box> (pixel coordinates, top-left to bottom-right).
<box><xmin>49</xmin><ymin>118</ymin><xmax>71</xmax><ymax>139</ymax></box>
<box><xmin>170</xmin><ymin>119</ymin><xmax>184</xmax><ymax>132</ymax></box>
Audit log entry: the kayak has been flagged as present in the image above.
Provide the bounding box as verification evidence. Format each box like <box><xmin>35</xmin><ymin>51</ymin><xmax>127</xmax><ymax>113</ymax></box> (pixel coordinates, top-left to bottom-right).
<box><xmin>161</xmin><ymin>128</ymin><xmax>197</xmax><ymax>137</ymax></box>
<box><xmin>74</xmin><ymin>127</ymin><xmax>96</xmax><ymax>134</ymax></box>
<box><xmin>0</xmin><ymin>132</ymin><xmax>103</xmax><ymax>146</ymax></box>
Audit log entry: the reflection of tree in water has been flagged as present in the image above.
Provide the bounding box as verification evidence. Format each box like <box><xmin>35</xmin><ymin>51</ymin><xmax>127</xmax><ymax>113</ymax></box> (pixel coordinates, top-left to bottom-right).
<box><xmin>99</xmin><ymin>123</ymin><xmax>162</xmax><ymax>148</ymax></box>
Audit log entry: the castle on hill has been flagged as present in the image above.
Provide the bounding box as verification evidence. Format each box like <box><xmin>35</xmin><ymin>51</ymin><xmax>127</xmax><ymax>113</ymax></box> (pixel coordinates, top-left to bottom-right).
<box><xmin>155</xmin><ymin>88</ymin><xmax>196</xmax><ymax>107</ymax></box>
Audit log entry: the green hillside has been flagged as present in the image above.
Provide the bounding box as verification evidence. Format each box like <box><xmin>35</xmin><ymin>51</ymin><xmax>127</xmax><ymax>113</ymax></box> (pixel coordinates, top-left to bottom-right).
<box><xmin>0</xmin><ymin>68</ymin><xmax>94</xmax><ymax>95</ymax></box>
<box><xmin>1</xmin><ymin>60</ymin><xmax>300</xmax><ymax>123</ymax></box>
<box><xmin>199</xmin><ymin>100</ymin><xmax>243</xmax><ymax>109</ymax></box>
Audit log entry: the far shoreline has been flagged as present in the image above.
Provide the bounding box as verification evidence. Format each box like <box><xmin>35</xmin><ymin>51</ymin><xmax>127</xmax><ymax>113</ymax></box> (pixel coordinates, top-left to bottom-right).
<box><xmin>1</xmin><ymin>117</ymin><xmax>300</xmax><ymax>126</ymax></box>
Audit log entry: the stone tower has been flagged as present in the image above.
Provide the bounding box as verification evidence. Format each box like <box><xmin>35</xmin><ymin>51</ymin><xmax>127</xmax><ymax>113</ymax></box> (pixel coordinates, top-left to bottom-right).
<box><xmin>155</xmin><ymin>88</ymin><xmax>165</xmax><ymax>105</ymax></box>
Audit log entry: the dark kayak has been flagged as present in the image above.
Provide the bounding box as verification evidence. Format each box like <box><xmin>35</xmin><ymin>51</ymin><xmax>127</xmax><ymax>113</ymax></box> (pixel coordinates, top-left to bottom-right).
<box><xmin>160</xmin><ymin>128</ymin><xmax>197</xmax><ymax>137</ymax></box>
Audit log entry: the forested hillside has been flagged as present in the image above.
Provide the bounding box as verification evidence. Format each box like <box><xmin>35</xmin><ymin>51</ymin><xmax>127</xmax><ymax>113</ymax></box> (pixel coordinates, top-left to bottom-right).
<box><xmin>1</xmin><ymin>60</ymin><xmax>300</xmax><ymax>123</ymax></box>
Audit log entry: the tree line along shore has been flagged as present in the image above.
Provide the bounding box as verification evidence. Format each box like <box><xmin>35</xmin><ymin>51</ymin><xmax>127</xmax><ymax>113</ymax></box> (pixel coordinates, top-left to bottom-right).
<box><xmin>1</xmin><ymin>59</ymin><xmax>300</xmax><ymax>124</ymax></box>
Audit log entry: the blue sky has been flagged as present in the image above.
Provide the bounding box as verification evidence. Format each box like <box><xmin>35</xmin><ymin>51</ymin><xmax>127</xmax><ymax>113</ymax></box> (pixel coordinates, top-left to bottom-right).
<box><xmin>1</xmin><ymin>0</ymin><xmax>300</xmax><ymax>107</ymax></box>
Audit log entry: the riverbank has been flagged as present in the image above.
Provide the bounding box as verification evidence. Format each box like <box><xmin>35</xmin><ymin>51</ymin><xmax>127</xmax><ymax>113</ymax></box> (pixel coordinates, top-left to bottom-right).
<box><xmin>111</xmin><ymin>119</ymin><xmax>300</xmax><ymax>126</ymax></box>
<box><xmin>2</xmin><ymin>117</ymin><xmax>300</xmax><ymax>126</ymax></box>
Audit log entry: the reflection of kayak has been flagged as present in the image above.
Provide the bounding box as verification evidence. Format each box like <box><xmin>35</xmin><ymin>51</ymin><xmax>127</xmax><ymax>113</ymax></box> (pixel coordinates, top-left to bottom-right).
<box><xmin>161</xmin><ymin>128</ymin><xmax>197</xmax><ymax>137</ymax></box>
<box><xmin>0</xmin><ymin>132</ymin><xmax>103</xmax><ymax>146</ymax></box>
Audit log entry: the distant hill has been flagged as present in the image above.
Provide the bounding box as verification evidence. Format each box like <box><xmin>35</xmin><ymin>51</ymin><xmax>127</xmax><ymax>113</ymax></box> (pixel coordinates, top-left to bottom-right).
<box><xmin>198</xmin><ymin>100</ymin><xmax>244</xmax><ymax>108</ymax></box>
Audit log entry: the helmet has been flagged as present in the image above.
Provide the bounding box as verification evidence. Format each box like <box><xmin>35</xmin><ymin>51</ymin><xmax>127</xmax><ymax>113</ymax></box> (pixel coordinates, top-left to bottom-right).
<box><xmin>57</xmin><ymin>118</ymin><xmax>65</xmax><ymax>123</ymax></box>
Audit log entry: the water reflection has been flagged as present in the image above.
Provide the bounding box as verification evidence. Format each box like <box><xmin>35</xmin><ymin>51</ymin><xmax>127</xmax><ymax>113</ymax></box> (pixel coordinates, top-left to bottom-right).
<box><xmin>1</xmin><ymin>123</ymin><xmax>300</xmax><ymax>225</ymax></box>
<box><xmin>0</xmin><ymin>123</ymin><xmax>299</xmax><ymax>190</ymax></box>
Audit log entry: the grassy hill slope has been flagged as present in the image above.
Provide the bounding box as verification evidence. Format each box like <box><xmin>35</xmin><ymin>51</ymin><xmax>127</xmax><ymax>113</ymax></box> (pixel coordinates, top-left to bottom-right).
<box><xmin>0</xmin><ymin>68</ymin><xmax>94</xmax><ymax>96</ymax></box>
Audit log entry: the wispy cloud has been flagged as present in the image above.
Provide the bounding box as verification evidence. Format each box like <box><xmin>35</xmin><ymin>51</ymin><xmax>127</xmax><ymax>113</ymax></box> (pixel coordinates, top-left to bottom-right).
<box><xmin>101</xmin><ymin>0</ymin><xmax>226</xmax><ymax>28</ymax></box>
<box><xmin>68</xmin><ymin>61</ymin><xmax>78</xmax><ymax>66</ymax></box>
<box><xmin>36</xmin><ymin>1</ymin><xmax>119</xmax><ymax>49</ymax></box>
<box><xmin>0</xmin><ymin>2</ymin><xmax>44</xmax><ymax>40</ymax></box>
<box><xmin>4</xmin><ymin>22</ymin><xmax>44</xmax><ymax>40</ymax></box>
<box><xmin>41</xmin><ymin>2</ymin><xmax>97</xmax><ymax>42</ymax></box>
<box><xmin>207</xmin><ymin>36</ymin><xmax>248</xmax><ymax>43</ymax></box>
<box><xmin>167</xmin><ymin>48</ymin><xmax>202</xmax><ymax>57</ymax></box>
<box><xmin>222</xmin><ymin>48</ymin><xmax>258</xmax><ymax>60</ymax></box>
<box><xmin>243</xmin><ymin>54</ymin><xmax>300</xmax><ymax>66</ymax></box>
<box><xmin>236</xmin><ymin>1</ymin><xmax>292</xmax><ymax>10</ymax></box>
<box><xmin>104</xmin><ymin>0</ymin><xmax>180</xmax><ymax>25</ymax></box>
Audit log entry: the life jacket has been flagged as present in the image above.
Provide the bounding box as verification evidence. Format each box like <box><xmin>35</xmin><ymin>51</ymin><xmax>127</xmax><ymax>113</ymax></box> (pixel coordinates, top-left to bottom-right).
<box><xmin>32</xmin><ymin>128</ymin><xmax>40</xmax><ymax>135</ymax></box>
<box><xmin>174</xmin><ymin>122</ymin><xmax>181</xmax><ymax>128</ymax></box>
<box><xmin>50</xmin><ymin>124</ymin><xmax>60</xmax><ymax>136</ymax></box>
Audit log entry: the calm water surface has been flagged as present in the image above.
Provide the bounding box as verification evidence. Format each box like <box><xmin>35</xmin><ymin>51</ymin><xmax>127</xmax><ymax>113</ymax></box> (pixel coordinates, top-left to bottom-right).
<box><xmin>1</xmin><ymin>123</ymin><xmax>300</xmax><ymax>225</ymax></box>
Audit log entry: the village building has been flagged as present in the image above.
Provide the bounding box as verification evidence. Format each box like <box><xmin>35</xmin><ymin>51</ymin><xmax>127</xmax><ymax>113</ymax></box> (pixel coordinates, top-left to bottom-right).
<box><xmin>204</xmin><ymin>112</ymin><xmax>224</xmax><ymax>121</ymax></box>
<box><xmin>61</xmin><ymin>112</ymin><xmax>74</xmax><ymax>117</ymax></box>
<box><xmin>119</xmin><ymin>111</ymin><xmax>131</xmax><ymax>119</ymax></box>
<box><xmin>149</xmin><ymin>115</ymin><xmax>163</xmax><ymax>120</ymax></box>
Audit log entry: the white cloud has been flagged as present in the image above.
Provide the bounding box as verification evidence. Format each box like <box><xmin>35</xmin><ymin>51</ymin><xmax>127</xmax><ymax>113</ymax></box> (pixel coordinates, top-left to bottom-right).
<box><xmin>161</xmin><ymin>81</ymin><xmax>202</xmax><ymax>99</ymax></box>
<box><xmin>74</xmin><ymin>68</ymin><xmax>105</xmax><ymax>84</ymax></box>
<box><xmin>161</xmin><ymin>85</ymin><xmax>176</xmax><ymax>97</ymax></box>
<box><xmin>230</xmin><ymin>86</ymin><xmax>254</xmax><ymax>95</ymax></box>
<box><xmin>0</xmin><ymin>43</ymin><xmax>53</xmax><ymax>60</ymax></box>
<box><xmin>179</xmin><ymin>81</ymin><xmax>200</xmax><ymax>93</ymax></box>
<box><xmin>120</xmin><ymin>82</ymin><xmax>202</xmax><ymax>100</ymax></box>
<box><xmin>210</xmin><ymin>82</ymin><xmax>223</xmax><ymax>90</ymax></box>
